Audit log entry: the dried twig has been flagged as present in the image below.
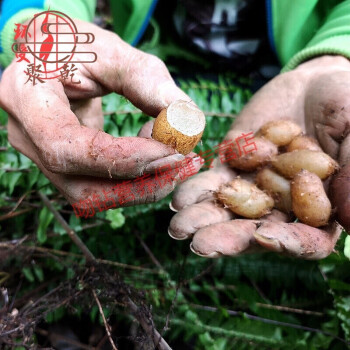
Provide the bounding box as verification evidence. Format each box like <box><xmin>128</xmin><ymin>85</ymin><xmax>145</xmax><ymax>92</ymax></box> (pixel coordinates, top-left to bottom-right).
<box><xmin>8</xmin><ymin>191</ymin><xmax>32</xmax><ymax>214</ymax></box>
<box><xmin>0</xmin><ymin>208</ymin><xmax>34</xmax><ymax>221</ymax></box>
<box><xmin>1</xmin><ymin>168</ymin><xmax>31</xmax><ymax>173</ymax></box>
<box><xmin>38</xmin><ymin>192</ymin><xmax>172</xmax><ymax>349</ymax></box>
<box><xmin>0</xmin><ymin>242</ymin><xmax>159</xmax><ymax>274</ymax></box>
<box><xmin>128</xmin><ymin>298</ymin><xmax>172</xmax><ymax>350</ymax></box>
<box><xmin>92</xmin><ymin>289</ymin><xmax>118</xmax><ymax>350</ymax></box>
<box><xmin>38</xmin><ymin>192</ymin><xmax>95</xmax><ymax>263</ymax></box>
<box><xmin>255</xmin><ymin>302</ymin><xmax>323</xmax><ymax>316</ymax></box>
<box><xmin>189</xmin><ymin>304</ymin><xmax>349</xmax><ymax>345</ymax></box>
<box><xmin>135</xmin><ymin>231</ymin><xmax>164</xmax><ymax>271</ymax></box>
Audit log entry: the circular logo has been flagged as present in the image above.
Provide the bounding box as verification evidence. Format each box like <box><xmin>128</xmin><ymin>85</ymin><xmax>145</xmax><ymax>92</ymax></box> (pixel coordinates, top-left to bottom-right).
<box><xmin>25</xmin><ymin>10</ymin><xmax>78</xmax><ymax>79</ymax></box>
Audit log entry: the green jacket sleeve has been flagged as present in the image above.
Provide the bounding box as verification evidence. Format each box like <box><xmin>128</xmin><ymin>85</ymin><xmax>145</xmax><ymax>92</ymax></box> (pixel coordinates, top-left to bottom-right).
<box><xmin>110</xmin><ymin>0</ymin><xmax>157</xmax><ymax>45</ymax></box>
<box><xmin>0</xmin><ymin>0</ymin><xmax>96</xmax><ymax>67</ymax></box>
<box><xmin>271</xmin><ymin>0</ymin><xmax>350</xmax><ymax>72</ymax></box>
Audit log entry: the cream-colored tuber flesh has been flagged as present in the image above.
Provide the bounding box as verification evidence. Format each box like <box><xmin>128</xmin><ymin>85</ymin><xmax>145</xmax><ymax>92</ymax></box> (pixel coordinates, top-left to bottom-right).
<box><xmin>152</xmin><ymin>100</ymin><xmax>206</xmax><ymax>155</ymax></box>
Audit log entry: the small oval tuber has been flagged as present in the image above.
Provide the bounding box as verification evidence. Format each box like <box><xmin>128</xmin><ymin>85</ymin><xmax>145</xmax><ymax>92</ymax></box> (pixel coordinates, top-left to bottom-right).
<box><xmin>286</xmin><ymin>135</ymin><xmax>322</xmax><ymax>152</ymax></box>
<box><xmin>227</xmin><ymin>137</ymin><xmax>278</xmax><ymax>171</ymax></box>
<box><xmin>272</xmin><ymin>150</ymin><xmax>338</xmax><ymax>179</ymax></box>
<box><xmin>255</xmin><ymin>168</ymin><xmax>292</xmax><ymax>213</ymax></box>
<box><xmin>152</xmin><ymin>100</ymin><xmax>206</xmax><ymax>155</ymax></box>
<box><xmin>256</xmin><ymin>120</ymin><xmax>302</xmax><ymax>146</ymax></box>
<box><xmin>216</xmin><ymin>179</ymin><xmax>274</xmax><ymax>219</ymax></box>
<box><xmin>291</xmin><ymin>170</ymin><xmax>331</xmax><ymax>227</ymax></box>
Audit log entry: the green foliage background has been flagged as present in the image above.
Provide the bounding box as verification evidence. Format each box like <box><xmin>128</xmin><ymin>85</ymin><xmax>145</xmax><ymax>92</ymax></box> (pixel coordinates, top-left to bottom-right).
<box><xmin>1</xmin><ymin>18</ymin><xmax>350</xmax><ymax>349</ymax></box>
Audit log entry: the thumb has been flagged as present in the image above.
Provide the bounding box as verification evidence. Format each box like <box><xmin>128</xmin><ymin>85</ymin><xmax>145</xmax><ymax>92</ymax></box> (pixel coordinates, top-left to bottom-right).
<box><xmin>114</xmin><ymin>49</ymin><xmax>191</xmax><ymax>116</ymax></box>
<box><xmin>79</xmin><ymin>20</ymin><xmax>191</xmax><ymax>116</ymax></box>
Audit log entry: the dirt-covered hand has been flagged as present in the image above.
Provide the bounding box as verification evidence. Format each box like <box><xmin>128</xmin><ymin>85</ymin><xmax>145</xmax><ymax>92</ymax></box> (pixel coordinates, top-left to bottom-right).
<box><xmin>169</xmin><ymin>55</ymin><xmax>349</xmax><ymax>259</ymax></box>
<box><xmin>0</xmin><ymin>19</ymin><xmax>198</xmax><ymax>208</ymax></box>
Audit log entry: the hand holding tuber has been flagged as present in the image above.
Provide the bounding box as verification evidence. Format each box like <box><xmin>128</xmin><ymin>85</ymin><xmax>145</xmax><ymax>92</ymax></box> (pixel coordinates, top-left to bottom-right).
<box><xmin>169</xmin><ymin>55</ymin><xmax>350</xmax><ymax>259</ymax></box>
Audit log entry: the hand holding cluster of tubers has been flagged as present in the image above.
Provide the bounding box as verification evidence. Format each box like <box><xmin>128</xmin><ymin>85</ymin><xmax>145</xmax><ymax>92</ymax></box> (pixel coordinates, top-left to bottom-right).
<box><xmin>216</xmin><ymin>120</ymin><xmax>338</xmax><ymax>228</ymax></box>
<box><xmin>166</xmin><ymin>118</ymin><xmax>345</xmax><ymax>260</ymax></box>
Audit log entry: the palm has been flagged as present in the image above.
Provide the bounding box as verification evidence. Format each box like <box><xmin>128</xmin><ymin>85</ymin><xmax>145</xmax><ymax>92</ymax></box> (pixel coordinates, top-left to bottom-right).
<box><xmin>169</xmin><ymin>56</ymin><xmax>350</xmax><ymax>259</ymax></box>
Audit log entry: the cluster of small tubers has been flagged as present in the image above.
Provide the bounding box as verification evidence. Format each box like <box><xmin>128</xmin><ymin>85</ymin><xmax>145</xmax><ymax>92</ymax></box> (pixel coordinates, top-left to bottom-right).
<box><xmin>215</xmin><ymin>120</ymin><xmax>339</xmax><ymax>228</ymax></box>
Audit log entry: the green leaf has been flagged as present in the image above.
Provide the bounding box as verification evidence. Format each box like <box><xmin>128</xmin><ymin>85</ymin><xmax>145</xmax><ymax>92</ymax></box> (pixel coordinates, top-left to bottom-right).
<box><xmin>45</xmin><ymin>306</ymin><xmax>65</xmax><ymax>323</ymax></box>
<box><xmin>0</xmin><ymin>109</ymin><xmax>8</xmax><ymax>125</ymax></box>
<box><xmin>106</xmin><ymin>208</ymin><xmax>125</xmax><ymax>229</ymax></box>
<box><xmin>103</xmin><ymin>93</ymin><xmax>119</xmax><ymax>113</ymax></box>
<box><xmin>37</xmin><ymin>206</ymin><xmax>54</xmax><ymax>243</ymax></box>
<box><xmin>7</xmin><ymin>172</ymin><xmax>22</xmax><ymax>195</ymax></box>
<box><xmin>33</xmin><ymin>265</ymin><xmax>44</xmax><ymax>282</ymax></box>
<box><xmin>28</xmin><ymin>167</ymin><xmax>40</xmax><ymax>188</ymax></box>
<box><xmin>22</xmin><ymin>267</ymin><xmax>35</xmax><ymax>282</ymax></box>
<box><xmin>69</xmin><ymin>214</ymin><xmax>83</xmax><ymax>232</ymax></box>
<box><xmin>120</xmin><ymin>117</ymin><xmax>134</xmax><ymax>136</ymax></box>
<box><xmin>329</xmin><ymin>279</ymin><xmax>350</xmax><ymax>292</ymax></box>
<box><xmin>90</xmin><ymin>305</ymin><xmax>99</xmax><ymax>322</ymax></box>
<box><xmin>344</xmin><ymin>235</ymin><xmax>350</xmax><ymax>260</ymax></box>
<box><xmin>335</xmin><ymin>296</ymin><xmax>350</xmax><ymax>340</ymax></box>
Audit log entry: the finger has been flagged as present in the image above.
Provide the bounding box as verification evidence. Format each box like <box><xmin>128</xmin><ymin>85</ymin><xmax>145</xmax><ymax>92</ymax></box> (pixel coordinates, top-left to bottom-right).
<box><xmin>190</xmin><ymin>220</ymin><xmax>260</xmax><ymax>258</ymax></box>
<box><xmin>187</xmin><ymin>209</ymin><xmax>289</xmax><ymax>258</ymax></box>
<box><xmin>7</xmin><ymin>116</ymin><xmax>198</xmax><ymax>209</ymax></box>
<box><xmin>168</xmin><ymin>201</ymin><xmax>234</xmax><ymax>240</ymax></box>
<box><xmin>71</xmin><ymin>20</ymin><xmax>191</xmax><ymax>116</ymax></box>
<box><xmin>71</xmin><ymin>97</ymin><xmax>104</xmax><ymax>130</ymax></box>
<box><xmin>339</xmin><ymin>134</ymin><xmax>350</xmax><ymax>167</ymax></box>
<box><xmin>330</xmin><ymin>163</ymin><xmax>350</xmax><ymax>232</ymax></box>
<box><xmin>0</xmin><ymin>65</ymin><xmax>182</xmax><ymax>179</ymax></box>
<box><xmin>170</xmin><ymin>162</ymin><xmax>237</xmax><ymax>211</ymax></box>
<box><xmin>260</xmin><ymin>209</ymin><xmax>290</xmax><ymax>223</ymax></box>
<box><xmin>304</xmin><ymin>71</ymin><xmax>350</xmax><ymax>159</ymax></box>
<box><xmin>137</xmin><ymin>120</ymin><xmax>154</xmax><ymax>138</ymax></box>
<box><xmin>254</xmin><ymin>221</ymin><xmax>342</xmax><ymax>260</ymax></box>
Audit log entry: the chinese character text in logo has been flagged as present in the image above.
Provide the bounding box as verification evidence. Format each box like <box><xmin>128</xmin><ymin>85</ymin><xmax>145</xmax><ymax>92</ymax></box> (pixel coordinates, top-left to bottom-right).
<box><xmin>12</xmin><ymin>10</ymin><xmax>97</xmax><ymax>85</ymax></box>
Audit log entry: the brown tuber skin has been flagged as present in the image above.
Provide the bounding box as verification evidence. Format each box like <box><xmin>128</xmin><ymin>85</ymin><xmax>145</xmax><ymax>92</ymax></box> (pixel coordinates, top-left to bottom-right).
<box><xmin>216</xmin><ymin>179</ymin><xmax>274</xmax><ymax>219</ymax></box>
<box><xmin>256</xmin><ymin>120</ymin><xmax>302</xmax><ymax>146</ymax></box>
<box><xmin>255</xmin><ymin>168</ymin><xmax>292</xmax><ymax>213</ymax></box>
<box><xmin>286</xmin><ymin>135</ymin><xmax>322</xmax><ymax>152</ymax></box>
<box><xmin>152</xmin><ymin>100</ymin><xmax>205</xmax><ymax>155</ymax></box>
<box><xmin>330</xmin><ymin>163</ymin><xmax>350</xmax><ymax>232</ymax></box>
<box><xmin>272</xmin><ymin>150</ymin><xmax>338</xmax><ymax>179</ymax></box>
<box><xmin>291</xmin><ymin>170</ymin><xmax>331</xmax><ymax>227</ymax></box>
<box><xmin>227</xmin><ymin>137</ymin><xmax>278</xmax><ymax>171</ymax></box>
